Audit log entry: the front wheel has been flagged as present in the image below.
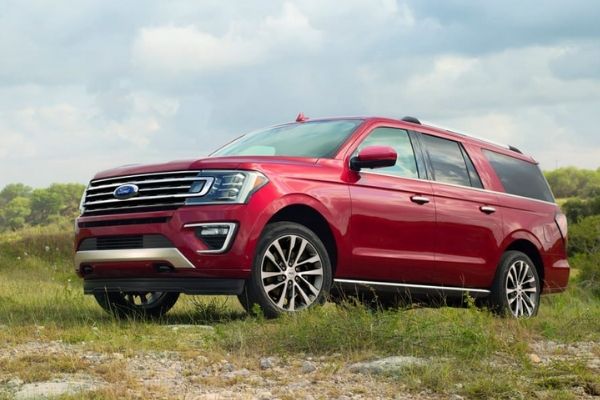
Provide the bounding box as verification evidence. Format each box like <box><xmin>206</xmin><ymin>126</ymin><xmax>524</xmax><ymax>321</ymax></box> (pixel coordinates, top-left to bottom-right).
<box><xmin>94</xmin><ymin>291</ymin><xmax>180</xmax><ymax>319</ymax></box>
<box><xmin>489</xmin><ymin>251</ymin><xmax>541</xmax><ymax>318</ymax></box>
<box><xmin>238</xmin><ymin>222</ymin><xmax>332</xmax><ymax>318</ymax></box>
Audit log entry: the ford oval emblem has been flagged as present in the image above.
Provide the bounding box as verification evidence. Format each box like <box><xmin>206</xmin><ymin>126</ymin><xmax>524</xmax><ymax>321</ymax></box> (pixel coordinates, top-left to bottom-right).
<box><xmin>113</xmin><ymin>184</ymin><xmax>139</xmax><ymax>199</ymax></box>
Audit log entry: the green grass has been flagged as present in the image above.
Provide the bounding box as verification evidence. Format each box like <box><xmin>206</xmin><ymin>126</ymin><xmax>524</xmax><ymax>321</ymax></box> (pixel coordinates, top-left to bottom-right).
<box><xmin>1</xmin><ymin>224</ymin><xmax>599</xmax><ymax>399</ymax></box>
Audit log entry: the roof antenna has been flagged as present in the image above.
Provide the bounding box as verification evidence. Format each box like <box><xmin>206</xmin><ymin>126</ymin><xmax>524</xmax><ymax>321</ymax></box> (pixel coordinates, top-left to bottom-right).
<box><xmin>296</xmin><ymin>112</ymin><xmax>309</xmax><ymax>123</ymax></box>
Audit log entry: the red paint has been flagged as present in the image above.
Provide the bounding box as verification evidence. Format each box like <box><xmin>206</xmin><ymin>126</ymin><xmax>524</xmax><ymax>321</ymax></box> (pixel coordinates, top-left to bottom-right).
<box><xmin>76</xmin><ymin>116</ymin><xmax>569</xmax><ymax>294</ymax></box>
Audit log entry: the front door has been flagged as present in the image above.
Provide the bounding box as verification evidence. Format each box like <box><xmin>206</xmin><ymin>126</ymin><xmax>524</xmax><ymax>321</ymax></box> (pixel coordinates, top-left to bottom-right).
<box><xmin>347</xmin><ymin>126</ymin><xmax>437</xmax><ymax>283</ymax></box>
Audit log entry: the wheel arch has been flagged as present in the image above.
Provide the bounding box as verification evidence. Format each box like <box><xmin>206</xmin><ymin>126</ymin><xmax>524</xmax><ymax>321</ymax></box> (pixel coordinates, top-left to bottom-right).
<box><xmin>503</xmin><ymin>238</ymin><xmax>545</xmax><ymax>286</ymax></box>
<box><xmin>266</xmin><ymin>204</ymin><xmax>338</xmax><ymax>274</ymax></box>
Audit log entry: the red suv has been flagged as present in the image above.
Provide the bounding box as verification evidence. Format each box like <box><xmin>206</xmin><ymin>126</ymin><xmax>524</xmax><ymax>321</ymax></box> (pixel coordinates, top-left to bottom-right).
<box><xmin>75</xmin><ymin>115</ymin><xmax>569</xmax><ymax>318</ymax></box>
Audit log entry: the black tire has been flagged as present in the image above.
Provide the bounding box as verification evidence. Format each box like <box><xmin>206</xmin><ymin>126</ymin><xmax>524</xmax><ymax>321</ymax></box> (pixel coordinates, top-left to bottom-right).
<box><xmin>488</xmin><ymin>251</ymin><xmax>541</xmax><ymax>318</ymax></box>
<box><xmin>238</xmin><ymin>222</ymin><xmax>333</xmax><ymax>318</ymax></box>
<box><xmin>94</xmin><ymin>291</ymin><xmax>180</xmax><ymax>319</ymax></box>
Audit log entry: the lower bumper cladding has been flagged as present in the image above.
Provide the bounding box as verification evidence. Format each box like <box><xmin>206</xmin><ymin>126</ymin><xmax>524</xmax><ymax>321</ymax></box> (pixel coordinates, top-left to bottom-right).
<box><xmin>74</xmin><ymin>248</ymin><xmax>196</xmax><ymax>269</ymax></box>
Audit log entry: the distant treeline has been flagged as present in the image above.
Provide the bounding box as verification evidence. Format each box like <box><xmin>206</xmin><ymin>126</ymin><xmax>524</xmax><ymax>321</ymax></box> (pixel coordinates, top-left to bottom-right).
<box><xmin>0</xmin><ymin>183</ymin><xmax>85</xmax><ymax>231</ymax></box>
<box><xmin>544</xmin><ymin>167</ymin><xmax>600</xmax><ymax>199</ymax></box>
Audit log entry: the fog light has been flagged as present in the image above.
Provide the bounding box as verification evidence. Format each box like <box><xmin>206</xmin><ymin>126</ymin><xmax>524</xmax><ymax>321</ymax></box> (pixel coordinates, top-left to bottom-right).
<box><xmin>200</xmin><ymin>227</ymin><xmax>230</xmax><ymax>236</ymax></box>
<box><xmin>184</xmin><ymin>222</ymin><xmax>237</xmax><ymax>253</ymax></box>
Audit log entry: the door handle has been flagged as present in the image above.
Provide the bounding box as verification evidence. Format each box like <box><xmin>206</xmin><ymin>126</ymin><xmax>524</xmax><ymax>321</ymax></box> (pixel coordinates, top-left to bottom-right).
<box><xmin>410</xmin><ymin>195</ymin><xmax>430</xmax><ymax>205</ymax></box>
<box><xmin>480</xmin><ymin>206</ymin><xmax>496</xmax><ymax>214</ymax></box>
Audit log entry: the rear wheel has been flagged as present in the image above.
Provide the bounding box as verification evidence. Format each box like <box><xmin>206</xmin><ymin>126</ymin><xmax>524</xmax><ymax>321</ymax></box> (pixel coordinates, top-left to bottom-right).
<box><xmin>94</xmin><ymin>291</ymin><xmax>180</xmax><ymax>319</ymax></box>
<box><xmin>238</xmin><ymin>222</ymin><xmax>332</xmax><ymax>318</ymax></box>
<box><xmin>489</xmin><ymin>251</ymin><xmax>541</xmax><ymax>318</ymax></box>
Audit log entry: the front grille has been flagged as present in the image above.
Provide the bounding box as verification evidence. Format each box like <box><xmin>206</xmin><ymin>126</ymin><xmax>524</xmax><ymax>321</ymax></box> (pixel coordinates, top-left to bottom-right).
<box><xmin>82</xmin><ymin>170</ymin><xmax>213</xmax><ymax>215</ymax></box>
<box><xmin>78</xmin><ymin>234</ymin><xmax>173</xmax><ymax>251</ymax></box>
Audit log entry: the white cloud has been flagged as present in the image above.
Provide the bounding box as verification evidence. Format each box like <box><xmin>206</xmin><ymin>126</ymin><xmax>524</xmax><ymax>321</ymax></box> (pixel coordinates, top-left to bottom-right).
<box><xmin>1</xmin><ymin>0</ymin><xmax>599</xmax><ymax>187</ymax></box>
<box><xmin>132</xmin><ymin>2</ymin><xmax>322</xmax><ymax>75</ymax></box>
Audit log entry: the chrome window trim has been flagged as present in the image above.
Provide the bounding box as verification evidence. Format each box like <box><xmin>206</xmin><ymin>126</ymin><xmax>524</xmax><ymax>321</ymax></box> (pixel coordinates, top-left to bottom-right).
<box><xmin>358</xmin><ymin>170</ymin><xmax>556</xmax><ymax>206</ymax></box>
<box><xmin>184</xmin><ymin>222</ymin><xmax>238</xmax><ymax>254</ymax></box>
<box><xmin>334</xmin><ymin>278</ymin><xmax>491</xmax><ymax>294</ymax></box>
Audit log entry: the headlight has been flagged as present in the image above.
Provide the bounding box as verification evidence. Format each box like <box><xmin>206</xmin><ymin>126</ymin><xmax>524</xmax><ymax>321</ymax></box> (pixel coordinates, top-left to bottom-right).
<box><xmin>185</xmin><ymin>170</ymin><xmax>269</xmax><ymax>205</ymax></box>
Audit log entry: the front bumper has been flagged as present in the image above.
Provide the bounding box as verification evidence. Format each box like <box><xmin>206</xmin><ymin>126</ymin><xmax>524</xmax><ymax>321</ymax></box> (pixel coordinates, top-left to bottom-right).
<box><xmin>74</xmin><ymin>198</ymin><xmax>273</xmax><ymax>282</ymax></box>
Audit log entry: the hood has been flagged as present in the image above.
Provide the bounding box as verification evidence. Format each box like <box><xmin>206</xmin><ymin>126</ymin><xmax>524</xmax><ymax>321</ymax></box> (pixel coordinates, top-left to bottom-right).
<box><xmin>92</xmin><ymin>156</ymin><xmax>318</xmax><ymax>180</ymax></box>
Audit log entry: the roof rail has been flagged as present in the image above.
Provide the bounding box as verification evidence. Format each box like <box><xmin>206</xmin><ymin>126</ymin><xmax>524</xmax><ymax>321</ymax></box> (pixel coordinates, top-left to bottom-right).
<box><xmin>508</xmin><ymin>145</ymin><xmax>523</xmax><ymax>154</ymax></box>
<box><xmin>401</xmin><ymin>116</ymin><xmax>421</xmax><ymax>124</ymax></box>
<box><xmin>419</xmin><ymin>120</ymin><xmax>522</xmax><ymax>154</ymax></box>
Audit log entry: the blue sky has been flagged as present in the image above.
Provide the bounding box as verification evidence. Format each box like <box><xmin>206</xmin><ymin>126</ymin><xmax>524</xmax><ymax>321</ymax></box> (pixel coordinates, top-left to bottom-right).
<box><xmin>1</xmin><ymin>0</ymin><xmax>599</xmax><ymax>187</ymax></box>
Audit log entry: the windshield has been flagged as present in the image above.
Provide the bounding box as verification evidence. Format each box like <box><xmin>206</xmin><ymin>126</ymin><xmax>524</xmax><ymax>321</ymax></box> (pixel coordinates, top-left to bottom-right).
<box><xmin>211</xmin><ymin>119</ymin><xmax>363</xmax><ymax>158</ymax></box>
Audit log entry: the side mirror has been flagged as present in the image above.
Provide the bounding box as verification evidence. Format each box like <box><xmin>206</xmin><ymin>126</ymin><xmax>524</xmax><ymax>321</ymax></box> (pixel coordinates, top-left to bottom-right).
<box><xmin>350</xmin><ymin>145</ymin><xmax>397</xmax><ymax>171</ymax></box>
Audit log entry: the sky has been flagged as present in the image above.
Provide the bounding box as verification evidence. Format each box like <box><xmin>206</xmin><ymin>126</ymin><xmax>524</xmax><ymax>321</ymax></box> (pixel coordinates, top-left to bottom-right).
<box><xmin>1</xmin><ymin>0</ymin><xmax>599</xmax><ymax>187</ymax></box>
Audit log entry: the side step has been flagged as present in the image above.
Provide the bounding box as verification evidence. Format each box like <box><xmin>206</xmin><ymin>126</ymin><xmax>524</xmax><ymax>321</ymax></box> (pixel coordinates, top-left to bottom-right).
<box><xmin>334</xmin><ymin>278</ymin><xmax>490</xmax><ymax>298</ymax></box>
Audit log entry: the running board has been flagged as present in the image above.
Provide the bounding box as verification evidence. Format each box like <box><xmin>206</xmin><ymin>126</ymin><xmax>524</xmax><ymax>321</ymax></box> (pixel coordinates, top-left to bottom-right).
<box><xmin>334</xmin><ymin>278</ymin><xmax>490</xmax><ymax>297</ymax></box>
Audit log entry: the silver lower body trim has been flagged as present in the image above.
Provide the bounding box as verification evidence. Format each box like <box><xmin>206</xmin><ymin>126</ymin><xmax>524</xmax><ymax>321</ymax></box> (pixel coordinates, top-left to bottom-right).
<box><xmin>334</xmin><ymin>278</ymin><xmax>490</xmax><ymax>295</ymax></box>
<box><xmin>74</xmin><ymin>248</ymin><xmax>196</xmax><ymax>269</ymax></box>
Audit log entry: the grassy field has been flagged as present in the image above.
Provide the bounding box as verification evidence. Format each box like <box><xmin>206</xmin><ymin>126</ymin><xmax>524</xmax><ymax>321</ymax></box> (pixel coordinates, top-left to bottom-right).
<box><xmin>0</xmin><ymin>224</ymin><xmax>599</xmax><ymax>399</ymax></box>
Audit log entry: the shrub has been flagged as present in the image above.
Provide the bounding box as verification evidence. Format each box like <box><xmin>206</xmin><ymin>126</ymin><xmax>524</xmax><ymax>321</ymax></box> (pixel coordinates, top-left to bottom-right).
<box><xmin>571</xmin><ymin>253</ymin><xmax>600</xmax><ymax>297</ymax></box>
<box><xmin>568</xmin><ymin>215</ymin><xmax>600</xmax><ymax>255</ymax></box>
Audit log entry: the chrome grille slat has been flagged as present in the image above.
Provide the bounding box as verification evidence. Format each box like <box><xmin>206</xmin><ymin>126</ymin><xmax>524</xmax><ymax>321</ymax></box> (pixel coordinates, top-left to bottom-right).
<box><xmin>83</xmin><ymin>202</ymin><xmax>186</xmax><ymax>214</ymax></box>
<box><xmin>82</xmin><ymin>170</ymin><xmax>212</xmax><ymax>216</ymax></box>
<box><xmin>92</xmin><ymin>170</ymin><xmax>199</xmax><ymax>184</ymax></box>
<box><xmin>86</xmin><ymin>185</ymin><xmax>193</xmax><ymax>199</ymax></box>
<box><xmin>87</xmin><ymin>177</ymin><xmax>203</xmax><ymax>192</ymax></box>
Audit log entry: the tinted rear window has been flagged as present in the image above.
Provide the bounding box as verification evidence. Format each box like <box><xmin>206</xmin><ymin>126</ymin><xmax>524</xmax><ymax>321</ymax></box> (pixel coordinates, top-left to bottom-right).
<box><xmin>483</xmin><ymin>150</ymin><xmax>554</xmax><ymax>202</ymax></box>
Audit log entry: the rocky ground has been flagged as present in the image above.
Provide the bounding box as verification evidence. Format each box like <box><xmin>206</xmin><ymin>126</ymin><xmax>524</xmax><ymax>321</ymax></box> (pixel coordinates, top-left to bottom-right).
<box><xmin>0</xmin><ymin>328</ymin><xmax>598</xmax><ymax>399</ymax></box>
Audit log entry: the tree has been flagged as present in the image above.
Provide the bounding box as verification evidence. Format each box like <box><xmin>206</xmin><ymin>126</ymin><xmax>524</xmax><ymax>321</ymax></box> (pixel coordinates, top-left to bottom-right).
<box><xmin>0</xmin><ymin>183</ymin><xmax>32</xmax><ymax>206</ymax></box>
<box><xmin>0</xmin><ymin>196</ymin><xmax>31</xmax><ymax>230</ymax></box>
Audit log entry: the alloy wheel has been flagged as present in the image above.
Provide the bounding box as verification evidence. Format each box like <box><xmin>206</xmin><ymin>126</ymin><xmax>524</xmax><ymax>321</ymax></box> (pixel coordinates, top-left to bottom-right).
<box><xmin>505</xmin><ymin>260</ymin><xmax>538</xmax><ymax>317</ymax></box>
<box><xmin>260</xmin><ymin>234</ymin><xmax>324</xmax><ymax>311</ymax></box>
<box><xmin>122</xmin><ymin>292</ymin><xmax>167</xmax><ymax>308</ymax></box>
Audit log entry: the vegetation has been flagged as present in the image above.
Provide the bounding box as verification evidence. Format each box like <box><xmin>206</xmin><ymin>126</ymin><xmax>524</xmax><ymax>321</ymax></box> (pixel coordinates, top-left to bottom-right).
<box><xmin>0</xmin><ymin>183</ymin><xmax>85</xmax><ymax>232</ymax></box>
<box><xmin>0</xmin><ymin>169</ymin><xmax>599</xmax><ymax>398</ymax></box>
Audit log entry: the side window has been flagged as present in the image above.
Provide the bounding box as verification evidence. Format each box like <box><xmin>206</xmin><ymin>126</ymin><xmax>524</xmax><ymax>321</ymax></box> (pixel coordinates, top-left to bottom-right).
<box><xmin>483</xmin><ymin>150</ymin><xmax>554</xmax><ymax>202</ymax></box>
<box><xmin>421</xmin><ymin>134</ymin><xmax>473</xmax><ymax>187</ymax></box>
<box><xmin>357</xmin><ymin>127</ymin><xmax>419</xmax><ymax>179</ymax></box>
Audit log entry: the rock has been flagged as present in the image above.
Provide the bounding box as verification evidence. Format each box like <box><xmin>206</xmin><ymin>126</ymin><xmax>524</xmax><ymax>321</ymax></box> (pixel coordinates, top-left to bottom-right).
<box><xmin>584</xmin><ymin>382</ymin><xmax>600</xmax><ymax>396</ymax></box>
<box><xmin>256</xmin><ymin>390</ymin><xmax>272</xmax><ymax>399</ymax></box>
<box><xmin>166</xmin><ymin>324</ymin><xmax>215</xmax><ymax>332</ymax></box>
<box><xmin>222</xmin><ymin>362</ymin><xmax>235</xmax><ymax>372</ymax></box>
<box><xmin>450</xmin><ymin>395</ymin><xmax>465</xmax><ymax>400</ymax></box>
<box><xmin>223</xmin><ymin>368</ymin><xmax>251</xmax><ymax>379</ymax></box>
<box><xmin>6</xmin><ymin>378</ymin><xmax>24</xmax><ymax>388</ymax></box>
<box><xmin>259</xmin><ymin>357</ymin><xmax>276</xmax><ymax>370</ymax></box>
<box><xmin>349</xmin><ymin>356</ymin><xmax>426</xmax><ymax>375</ymax></box>
<box><xmin>528</xmin><ymin>353</ymin><xmax>542</xmax><ymax>364</ymax></box>
<box><xmin>14</xmin><ymin>376</ymin><xmax>104</xmax><ymax>400</ymax></box>
<box><xmin>301</xmin><ymin>361</ymin><xmax>317</xmax><ymax>373</ymax></box>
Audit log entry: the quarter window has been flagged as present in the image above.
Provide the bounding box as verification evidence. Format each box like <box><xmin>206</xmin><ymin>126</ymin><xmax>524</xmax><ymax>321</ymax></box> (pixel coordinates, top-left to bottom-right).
<box><xmin>358</xmin><ymin>127</ymin><xmax>419</xmax><ymax>179</ymax></box>
<box><xmin>483</xmin><ymin>150</ymin><xmax>554</xmax><ymax>202</ymax></box>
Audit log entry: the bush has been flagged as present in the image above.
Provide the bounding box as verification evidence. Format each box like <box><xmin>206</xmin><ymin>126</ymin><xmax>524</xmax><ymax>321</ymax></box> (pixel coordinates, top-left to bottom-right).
<box><xmin>571</xmin><ymin>253</ymin><xmax>600</xmax><ymax>297</ymax></box>
<box><xmin>568</xmin><ymin>215</ymin><xmax>600</xmax><ymax>255</ymax></box>
<box><xmin>562</xmin><ymin>197</ymin><xmax>600</xmax><ymax>223</ymax></box>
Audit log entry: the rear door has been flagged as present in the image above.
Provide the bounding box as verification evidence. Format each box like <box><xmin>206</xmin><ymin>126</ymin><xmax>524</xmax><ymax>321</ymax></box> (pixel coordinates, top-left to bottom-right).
<box><xmin>418</xmin><ymin>133</ymin><xmax>504</xmax><ymax>288</ymax></box>
<box><xmin>347</xmin><ymin>126</ymin><xmax>437</xmax><ymax>283</ymax></box>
